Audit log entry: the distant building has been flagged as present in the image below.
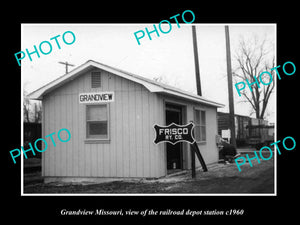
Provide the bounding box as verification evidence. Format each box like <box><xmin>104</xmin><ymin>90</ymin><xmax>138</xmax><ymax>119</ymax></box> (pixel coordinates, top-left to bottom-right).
<box><xmin>217</xmin><ymin>112</ymin><xmax>274</xmax><ymax>148</ymax></box>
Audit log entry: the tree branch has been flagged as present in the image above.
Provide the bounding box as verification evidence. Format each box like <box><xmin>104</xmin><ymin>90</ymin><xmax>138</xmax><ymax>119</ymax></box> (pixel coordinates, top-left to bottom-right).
<box><xmin>234</xmin><ymin>34</ymin><xmax>275</xmax><ymax>119</ymax></box>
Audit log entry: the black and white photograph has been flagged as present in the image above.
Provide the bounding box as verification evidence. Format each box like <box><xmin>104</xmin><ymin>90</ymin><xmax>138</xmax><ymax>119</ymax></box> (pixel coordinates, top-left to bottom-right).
<box><xmin>4</xmin><ymin>5</ymin><xmax>298</xmax><ymax>224</ymax></box>
<box><xmin>21</xmin><ymin>23</ymin><xmax>276</xmax><ymax>195</ymax></box>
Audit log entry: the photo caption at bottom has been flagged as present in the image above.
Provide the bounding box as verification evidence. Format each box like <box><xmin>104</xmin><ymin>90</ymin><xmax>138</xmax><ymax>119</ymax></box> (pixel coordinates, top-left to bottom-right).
<box><xmin>59</xmin><ymin>208</ymin><xmax>245</xmax><ymax>217</ymax></box>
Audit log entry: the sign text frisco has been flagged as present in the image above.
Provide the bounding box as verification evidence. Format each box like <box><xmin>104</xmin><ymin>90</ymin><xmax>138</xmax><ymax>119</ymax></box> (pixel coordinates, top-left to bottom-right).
<box><xmin>154</xmin><ymin>122</ymin><xmax>195</xmax><ymax>145</ymax></box>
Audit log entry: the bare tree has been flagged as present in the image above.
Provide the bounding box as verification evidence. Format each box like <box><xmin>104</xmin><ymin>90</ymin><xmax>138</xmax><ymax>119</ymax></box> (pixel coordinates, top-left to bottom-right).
<box><xmin>23</xmin><ymin>89</ymin><xmax>31</xmax><ymax>122</ymax></box>
<box><xmin>33</xmin><ymin>102</ymin><xmax>42</xmax><ymax>123</ymax></box>
<box><xmin>153</xmin><ymin>75</ymin><xmax>167</xmax><ymax>84</ymax></box>
<box><xmin>153</xmin><ymin>75</ymin><xmax>180</xmax><ymax>88</ymax></box>
<box><xmin>23</xmin><ymin>88</ymin><xmax>42</xmax><ymax>123</ymax></box>
<box><xmin>233</xmin><ymin>35</ymin><xmax>275</xmax><ymax>119</ymax></box>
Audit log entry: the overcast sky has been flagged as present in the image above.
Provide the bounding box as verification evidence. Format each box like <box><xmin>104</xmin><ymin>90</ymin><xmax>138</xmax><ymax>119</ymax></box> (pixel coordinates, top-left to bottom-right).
<box><xmin>21</xmin><ymin>23</ymin><xmax>276</xmax><ymax>123</ymax></box>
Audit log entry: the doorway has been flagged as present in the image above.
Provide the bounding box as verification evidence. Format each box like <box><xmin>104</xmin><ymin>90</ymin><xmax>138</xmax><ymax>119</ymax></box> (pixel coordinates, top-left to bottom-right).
<box><xmin>165</xmin><ymin>103</ymin><xmax>183</xmax><ymax>171</ymax></box>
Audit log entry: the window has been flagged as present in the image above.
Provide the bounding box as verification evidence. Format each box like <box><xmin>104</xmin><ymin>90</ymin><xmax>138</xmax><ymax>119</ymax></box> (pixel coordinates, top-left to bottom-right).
<box><xmin>194</xmin><ymin>109</ymin><xmax>206</xmax><ymax>142</ymax></box>
<box><xmin>86</xmin><ymin>104</ymin><xmax>109</xmax><ymax>139</ymax></box>
<box><xmin>91</xmin><ymin>72</ymin><xmax>101</xmax><ymax>88</ymax></box>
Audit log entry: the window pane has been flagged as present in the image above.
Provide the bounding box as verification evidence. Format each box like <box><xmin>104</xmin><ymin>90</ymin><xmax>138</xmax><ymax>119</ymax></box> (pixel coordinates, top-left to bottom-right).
<box><xmin>87</xmin><ymin>121</ymin><xmax>108</xmax><ymax>138</ymax></box>
<box><xmin>87</xmin><ymin>105</ymin><xmax>107</xmax><ymax>121</ymax></box>
<box><xmin>194</xmin><ymin>125</ymin><xmax>200</xmax><ymax>142</ymax></box>
<box><xmin>201</xmin><ymin>126</ymin><xmax>206</xmax><ymax>141</ymax></box>
<box><xmin>201</xmin><ymin>111</ymin><xmax>206</xmax><ymax>125</ymax></box>
<box><xmin>194</xmin><ymin>110</ymin><xmax>200</xmax><ymax>124</ymax></box>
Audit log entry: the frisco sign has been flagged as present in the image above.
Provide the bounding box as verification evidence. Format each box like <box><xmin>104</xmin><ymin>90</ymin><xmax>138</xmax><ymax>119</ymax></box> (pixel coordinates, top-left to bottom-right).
<box><xmin>153</xmin><ymin>122</ymin><xmax>195</xmax><ymax>145</ymax></box>
<box><xmin>79</xmin><ymin>92</ymin><xmax>114</xmax><ymax>104</ymax></box>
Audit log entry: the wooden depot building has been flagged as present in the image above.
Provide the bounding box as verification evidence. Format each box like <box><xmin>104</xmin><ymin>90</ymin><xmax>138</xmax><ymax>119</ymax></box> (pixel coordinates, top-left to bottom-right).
<box><xmin>29</xmin><ymin>60</ymin><xmax>224</xmax><ymax>182</ymax></box>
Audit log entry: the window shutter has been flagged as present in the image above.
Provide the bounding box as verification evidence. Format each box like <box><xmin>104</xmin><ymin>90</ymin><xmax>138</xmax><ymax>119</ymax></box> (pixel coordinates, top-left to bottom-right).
<box><xmin>91</xmin><ymin>72</ymin><xmax>101</xmax><ymax>88</ymax></box>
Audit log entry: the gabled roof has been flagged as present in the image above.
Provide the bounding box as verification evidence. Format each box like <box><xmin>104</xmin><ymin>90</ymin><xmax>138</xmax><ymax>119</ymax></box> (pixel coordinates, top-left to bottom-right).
<box><xmin>28</xmin><ymin>60</ymin><xmax>224</xmax><ymax>108</ymax></box>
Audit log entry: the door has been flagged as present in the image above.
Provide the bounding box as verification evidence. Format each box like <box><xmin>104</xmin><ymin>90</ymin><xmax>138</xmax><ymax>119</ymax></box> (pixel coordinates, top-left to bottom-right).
<box><xmin>165</xmin><ymin>104</ymin><xmax>183</xmax><ymax>170</ymax></box>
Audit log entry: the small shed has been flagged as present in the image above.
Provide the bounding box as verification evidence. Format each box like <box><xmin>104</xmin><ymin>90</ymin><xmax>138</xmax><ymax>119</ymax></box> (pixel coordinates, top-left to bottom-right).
<box><xmin>29</xmin><ymin>60</ymin><xmax>224</xmax><ymax>182</ymax></box>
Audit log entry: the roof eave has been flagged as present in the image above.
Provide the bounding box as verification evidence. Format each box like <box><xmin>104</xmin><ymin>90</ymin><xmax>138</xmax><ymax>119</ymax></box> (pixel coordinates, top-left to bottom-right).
<box><xmin>157</xmin><ymin>90</ymin><xmax>224</xmax><ymax>108</ymax></box>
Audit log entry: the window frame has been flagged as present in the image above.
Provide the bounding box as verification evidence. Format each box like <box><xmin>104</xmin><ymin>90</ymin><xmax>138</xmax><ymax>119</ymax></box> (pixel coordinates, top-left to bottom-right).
<box><xmin>193</xmin><ymin>108</ymin><xmax>206</xmax><ymax>143</ymax></box>
<box><xmin>85</xmin><ymin>103</ymin><xmax>110</xmax><ymax>143</ymax></box>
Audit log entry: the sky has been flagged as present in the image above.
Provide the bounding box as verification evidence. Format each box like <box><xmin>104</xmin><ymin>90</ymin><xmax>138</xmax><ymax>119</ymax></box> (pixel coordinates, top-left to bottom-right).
<box><xmin>21</xmin><ymin>23</ymin><xmax>276</xmax><ymax>123</ymax></box>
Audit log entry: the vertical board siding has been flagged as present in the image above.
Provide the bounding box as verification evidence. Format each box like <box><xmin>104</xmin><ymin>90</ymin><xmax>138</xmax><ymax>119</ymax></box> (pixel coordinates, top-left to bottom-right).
<box><xmin>128</xmin><ymin>81</ymin><xmax>137</xmax><ymax>177</ymax></box>
<box><xmin>121</xmin><ymin>78</ymin><xmax>130</xmax><ymax>177</ymax></box>
<box><xmin>48</xmin><ymin>96</ymin><xmax>55</xmax><ymax>176</ymax></box>
<box><xmin>142</xmin><ymin>91</ymin><xmax>149</xmax><ymax>177</ymax></box>
<box><xmin>72</xmin><ymin>81</ymin><xmax>79</xmax><ymax>176</ymax></box>
<box><xmin>149</xmin><ymin>94</ymin><xmax>155</xmax><ymax>177</ymax></box>
<box><xmin>66</xmin><ymin>93</ymin><xmax>72</xmax><ymax>176</ymax></box>
<box><xmin>115</xmin><ymin>75</ymin><xmax>123</xmax><ymax>177</ymax></box>
<box><xmin>102</xmin><ymin>70</ymin><xmax>110</xmax><ymax>177</ymax></box>
<box><xmin>41</xmin><ymin>99</ymin><xmax>45</xmax><ymax>176</ymax></box>
<box><xmin>108</xmin><ymin>74</ymin><xmax>117</xmax><ymax>177</ymax></box>
<box><xmin>43</xmin><ymin>68</ymin><xmax>164</xmax><ymax>178</ymax></box>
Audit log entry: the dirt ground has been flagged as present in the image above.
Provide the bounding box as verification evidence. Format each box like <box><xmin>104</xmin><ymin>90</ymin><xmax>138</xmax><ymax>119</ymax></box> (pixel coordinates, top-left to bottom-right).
<box><xmin>24</xmin><ymin>157</ymin><xmax>274</xmax><ymax>194</ymax></box>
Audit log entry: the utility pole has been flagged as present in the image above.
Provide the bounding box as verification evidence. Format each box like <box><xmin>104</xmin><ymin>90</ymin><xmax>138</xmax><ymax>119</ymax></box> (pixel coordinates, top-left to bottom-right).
<box><xmin>191</xmin><ymin>25</ymin><xmax>200</xmax><ymax>178</ymax></box>
<box><xmin>225</xmin><ymin>25</ymin><xmax>237</xmax><ymax>148</ymax></box>
<box><xmin>191</xmin><ymin>26</ymin><xmax>206</xmax><ymax>178</ymax></box>
<box><xmin>59</xmin><ymin>61</ymin><xmax>75</xmax><ymax>74</ymax></box>
<box><xmin>192</xmin><ymin>25</ymin><xmax>202</xmax><ymax>96</ymax></box>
